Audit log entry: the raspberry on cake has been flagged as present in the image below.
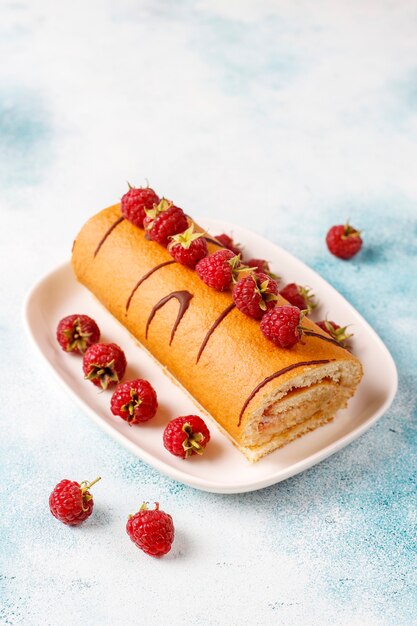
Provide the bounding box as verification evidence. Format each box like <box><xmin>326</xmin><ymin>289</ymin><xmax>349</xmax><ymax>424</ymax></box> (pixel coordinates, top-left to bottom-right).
<box><xmin>233</xmin><ymin>272</ymin><xmax>279</xmax><ymax>319</ymax></box>
<box><xmin>214</xmin><ymin>233</ymin><xmax>242</xmax><ymax>256</ymax></box>
<box><xmin>168</xmin><ymin>224</ymin><xmax>208</xmax><ymax>268</ymax></box>
<box><xmin>121</xmin><ymin>184</ymin><xmax>160</xmax><ymax>228</ymax></box>
<box><xmin>279</xmin><ymin>283</ymin><xmax>316</xmax><ymax>313</ymax></box>
<box><xmin>144</xmin><ymin>198</ymin><xmax>189</xmax><ymax>246</ymax></box>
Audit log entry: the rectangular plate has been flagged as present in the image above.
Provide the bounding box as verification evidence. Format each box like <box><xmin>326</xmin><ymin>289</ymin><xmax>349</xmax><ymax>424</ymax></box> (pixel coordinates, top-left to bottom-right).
<box><xmin>23</xmin><ymin>218</ymin><xmax>397</xmax><ymax>493</ymax></box>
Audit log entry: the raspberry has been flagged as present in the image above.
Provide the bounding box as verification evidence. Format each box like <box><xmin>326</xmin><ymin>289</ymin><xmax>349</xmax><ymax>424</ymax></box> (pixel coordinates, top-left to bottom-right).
<box><xmin>316</xmin><ymin>319</ymin><xmax>353</xmax><ymax>347</ymax></box>
<box><xmin>214</xmin><ymin>233</ymin><xmax>242</xmax><ymax>256</ymax></box>
<box><xmin>246</xmin><ymin>258</ymin><xmax>270</xmax><ymax>273</ymax></box>
<box><xmin>233</xmin><ymin>272</ymin><xmax>279</xmax><ymax>319</ymax></box>
<box><xmin>49</xmin><ymin>477</ymin><xmax>101</xmax><ymax>526</ymax></box>
<box><xmin>56</xmin><ymin>314</ymin><xmax>100</xmax><ymax>355</ymax></box>
<box><xmin>167</xmin><ymin>225</ymin><xmax>208</xmax><ymax>268</ymax></box>
<box><xmin>326</xmin><ymin>222</ymin><xmax>362</xmax><ymax>259</ymax></box>
<box><xmin>163</xmin><ymin>415</ymin><xmax>210</xmax><ymax>459</ymax></box>
<box><xmin>126</xmin><ymin>502</ymin><xmax>174</xmax><ymax>557</ymax></box>
<box><xmin>82</xmin><ymin>342</ymin><xmax>127</xmax><ymax>389</ymax></box>
<box><xmin>260</xmin><ymin>305</ymin><xmax>303</xmax><ymax>348</ymax></box>
<box><xmin>121</xmin><ymin>184</ymin><xmax>160</xmax><ymax>228</ymax></box>
<box><xmin>143</xmin><ymin>198</ymin><xmax>188</xmax><ymax>246</ymax></box>
<box><xmin>111</xmin><ymin>379</ymin><xmax>158</xmax><ymax>424</ymax></box>
<box><xmin>195</xmin><ymin>250</ymin><xmax>249</xmax><ymax>291</ymax></box>
<box><xmin>279</xmin><ymin>283</ymin><xmax>316</xmax><ymax>313</ymax></box>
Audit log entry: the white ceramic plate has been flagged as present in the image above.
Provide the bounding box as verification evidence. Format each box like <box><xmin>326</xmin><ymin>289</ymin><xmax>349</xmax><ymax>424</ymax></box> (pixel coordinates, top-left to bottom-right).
<box><xmin>23</xmin><ymin>218</ymin><xmax>397</xmax><ymax>494</ymax></box>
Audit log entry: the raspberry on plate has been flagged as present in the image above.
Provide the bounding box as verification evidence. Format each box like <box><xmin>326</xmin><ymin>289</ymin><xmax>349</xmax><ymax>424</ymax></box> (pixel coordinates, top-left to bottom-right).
<box><xmin>163</xmin><ymin>415</ymin><xmax>210</xmax><ymax>459</ymax></box>
<box><xmin>214</xmin><ymin>233</ymin><xmax>242</xmax><ymax>256</ymax></box>
<box><xmin>143</xmin><ymin>198</ymin><xmax>189</xmax><ymax>246</ymax></box>
<box><xmin>246</xmin><ymin>258</ymin><xmax>270</xmax><ymax>273</ymax></box>
<box><xmin>83</xmin><ymin>342</ymin><xmax>127</xmax><ymax>389</ymax></box>
<box><xmin>56</xmin><ymin>314</ymin><xmax>100</xmax><ymax>355</ymax></box>
<box><xmin>279</xmin><ymin>283</ymin><xmax>316</xmax><ymax>313</ymax></box>
<box><xmin>126</xmin><ymin>502</ymin><xmax>174</xmax><ymax>557</ymax></box>
<box><xmin>111</xmin><ymin>379</ymin><xmax>158</xmax><ymax>424</ymax></box>
<box><xmin>233</xmin><ymin>272</ymin><xmax>279</xmax><ymax>319</ymax></box>
<box><xmin>168</xmin><ymin>224</ymin><xmax>208</xmax><ymax>268</ymax></box>
<box><xmin>49</xmin><ymin>477</ymin><xmax>101</xmax><ymax>526</ymax></box>
<box><xmin>326</xmin><ymin>222</ymin><xmax>363</xmax><ymax>259</ymax></box>
<box><xmin>316</xmin><ymin>319</ymin><xmax>353</xmax><ymax>348</ymax></box>
<box><xmin>260</xmin><ymin>305</ymin><xmax>303</xmax><ymax>348</ymax></box>
<box><xmin>195</xmin><ymin>249</ymin><xmax>251</xmax><ymax>291</ymax></box>
<box><xmin>121</xmin><ymin>184</ymin><xmax>160</xmax><ymax>228</ymax></box>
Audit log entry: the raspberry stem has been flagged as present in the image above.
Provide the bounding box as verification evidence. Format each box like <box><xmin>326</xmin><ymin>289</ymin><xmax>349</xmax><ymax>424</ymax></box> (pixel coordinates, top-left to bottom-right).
<box><xmin>79</xmin><ymin>477</ymin><xmax>101</xmax><ymax>511</ymax></box>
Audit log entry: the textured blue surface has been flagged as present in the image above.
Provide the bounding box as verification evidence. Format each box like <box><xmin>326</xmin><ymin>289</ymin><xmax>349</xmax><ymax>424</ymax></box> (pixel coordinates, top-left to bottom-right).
<box><xmin>1</xmin><ymin>2</ymin><xmax>416</xmax><ymax>625</ymax></box>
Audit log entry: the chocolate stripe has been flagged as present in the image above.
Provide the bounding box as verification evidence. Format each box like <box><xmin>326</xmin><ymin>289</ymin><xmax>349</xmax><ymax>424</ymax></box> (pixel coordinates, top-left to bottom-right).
<box><xmin>94</xmin><ymin>216</ymin><xmax>125</xmax><ymax>257</ymax></box>
<box><xmin>196</xmin><ymin>303</ymin><xmax>236</xmax><ymax>363</ymax></box>
<box><xmin>146</xmin><ymin>291</ymin><xmax>193</xmax><ymax>345</ymax></box>
<box><xmin>125</xmin><ymin>260</ymin><xmax>175</xmax><ymax>313</ymax></box>
<box><xmin>303</xmin><ymin>330</ymin><xmax>344</xmax><ymax>349</ymax></box>
<box><xmin>238</xmin><ymin>359</ymin><xmax>331</xmax><ymax>426</ymax></box>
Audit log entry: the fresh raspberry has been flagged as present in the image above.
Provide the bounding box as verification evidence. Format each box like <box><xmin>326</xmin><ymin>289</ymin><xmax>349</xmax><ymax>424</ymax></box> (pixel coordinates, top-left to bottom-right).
<box><xmin>49</xmin><ymin>477</ymin><xmax>101</xmax><ymax>526</ymax></box>
<box><xmin>326</xmin><ymin>222</ymin><xmax>362</xmax><ymax>259</ymax></box>
<box><xmin>246</xmin><ymin>258</ymin><xmax>270</xmax><ymax>273</ymax></box>
<box><xmin>121</xmin><ymin>184</ymin><xmax>160</xmax><ymax>228</ymax></box>
<box><xmin>143</xmin><ymin>198</ymin><xmax>188</xmax><ymax>246</ymax></box>
<box><xmin>316</xmin><ymin>320</ymin><xmax>353</xmax><ymax>347</ymax></box>
<box><xmin>195</xmin><ymin>249</ymin><xmax>250</xmax><ymax>291</ymax></box>
<box><xmin>83</xmin><ymin>342</ymin><xmax>127</xmax><ymax>390</ymax></box>
<box><xmin>163</xmin><ymin>415</ymin><xmax>210</xmax><ymax>459</ymax></box>
<box><xmin>214</xmin><ymin>233</ymin><xmax>242</xmax><ymax>256</ymax></box>
<box><xmin>111</xmin><ymin>379</ymin><xmax>158</xmax><ymax>424</ymax></box>
<box><xmin>260</xmin><ymin>305</ymin><xmax>303</xmax><ymax>348</ymax></box>
<box><xmin>233</xmin><ymin>272</ymin><xmax>279</xmax><ymax>319</ymax></box>
<box><xmin>167</xmin><ymin>225</ymin><xmax>208</xmax><ymax>268</ymax></box>
<box><xmin>126</xmin><ymin>502</ymin><xmax>174</xmax><ymax>557</ymax></box>
<box><xmin>279</xmin><ymin>283</ymin><xmax>316</xmax><ymax>313</ymax></box>
<box><xmin>56</xmin><ymin>314</ymin><xmax>100</xmax><ymax>355</ymax></box>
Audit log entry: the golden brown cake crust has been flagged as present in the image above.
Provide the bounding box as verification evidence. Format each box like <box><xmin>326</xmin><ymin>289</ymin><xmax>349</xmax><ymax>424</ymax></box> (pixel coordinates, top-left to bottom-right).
<box><xmin>72</xmin><ymin>204</ymin><xmax>362</xmax><ymax>448</ymax></box>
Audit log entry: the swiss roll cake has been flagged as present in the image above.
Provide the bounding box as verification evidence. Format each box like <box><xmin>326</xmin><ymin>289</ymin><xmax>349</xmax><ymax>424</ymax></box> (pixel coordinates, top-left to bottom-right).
<box><xmin>72</xmin><ymin>204</ymin><xmax>363</xmax><ymax>462</ymax></box>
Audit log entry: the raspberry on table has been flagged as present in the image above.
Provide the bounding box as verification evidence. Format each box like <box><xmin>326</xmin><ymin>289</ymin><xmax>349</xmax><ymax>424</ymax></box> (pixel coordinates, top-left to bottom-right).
<box><xmin>82</xmin><ymin>342</ymin><xmax>127</xmax><ymax>390</ymax></box>
<box><xmin>49</xmin><ymin>477</ymin><xmax>101</xmax><ymax>526</ymax></box>
<box><xmin>126</xmin><ymin>502</ymin><xmax>174</xmax><ymax>557</ymax></box>
<box><xmin>214</xmin><ymin>233</ymin><xmax>242</xmax><ymax>256</ymax></box>
<box><xmin>121</xmin><ymin>184</ymin><xmax>160</xmax><ymax>228</ymax></box>
<box><xmin>279</xmin><ymin>283</ymin><xmax>316</xmax><ymax>313</ymax></box>
<box><xmin>326</xmin><ymin>222</ymin><xmax>363</xmax><ymax>259</ymax></box>
<box><xmin>260</xmin><ymin>305</ymin><xmax>303</xmax><ymax>348</ymax></box>
<box><xmin>168</xmin><ymin>224</ymin><xmax>208</xmax><ymax>268</ymax></box>
<box><xmin>316</xmin><ymin>319</ymin><xmax>353</xmax><ymax>347</ymax></box>
<box><xmin>56</xmin><ymin>314</ymin><xmax>100</xmax><ymax>355</ymax></box>
<box><xmin>233</xmin><ymin>272</ymin><xmax>279</xmax><ymax>319</ymax></box>
<box><xmin>195</xmin><ymin>249</ymin><xmax>251</xmax><ymax>291</ymax></box>
<box><xmin>143</xmin><ymin>198</ymin><xmax>189</xmax><ymax>246</ymax></box>
<box><xmin>163</xmin><ymin>415</ymin><xmax>211</xmax><ymax>459</ymax></box>
<box><xmin>111</xmin><ymin>379</ymin><xmax>158</xmax><ymax>424</ymax></box>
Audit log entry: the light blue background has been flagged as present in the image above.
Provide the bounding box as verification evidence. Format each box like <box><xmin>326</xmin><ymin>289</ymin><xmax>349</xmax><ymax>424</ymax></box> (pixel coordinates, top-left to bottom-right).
<box><xmin>1</xmin><ymin>2</ymin><xmax>416</xmax><ymax>625</ymax></box>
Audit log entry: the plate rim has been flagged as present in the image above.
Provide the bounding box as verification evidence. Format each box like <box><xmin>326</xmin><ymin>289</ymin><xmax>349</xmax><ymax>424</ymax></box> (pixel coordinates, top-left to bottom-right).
<box><xmin>22</xmin><ymin>217</ymin><xmax>398</xmax><ymax>494</ymax></box>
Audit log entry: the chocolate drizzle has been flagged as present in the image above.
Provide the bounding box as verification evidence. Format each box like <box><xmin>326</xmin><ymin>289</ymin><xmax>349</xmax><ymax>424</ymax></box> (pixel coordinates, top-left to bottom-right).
<box><xmin>94</xmin><ymin>216</ymin><xmax>125</xmax><ymax>257</ymax></box>
<box><xmin>238</xmin><ymin>359</ymin><xmax>331</xmax><ymax>426</ymax></box>
<box><xmin>303</xmin><ymin>330</ymin><xmax>345</xmax><ymax>349</ymax></box>
<box><xmin>196</xmin><ymin>303</ymin><xmax>236</xmax><ymax>363</ymax></box>
<box><xmin>125</xmin><ymin>260</ymin><xmax>175</xmax><ymax>313</ymax></box>
<box><xmin>146</xmin><ymin>290</ymin><xmax>193</xmax><ymax>345</ymax></box>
